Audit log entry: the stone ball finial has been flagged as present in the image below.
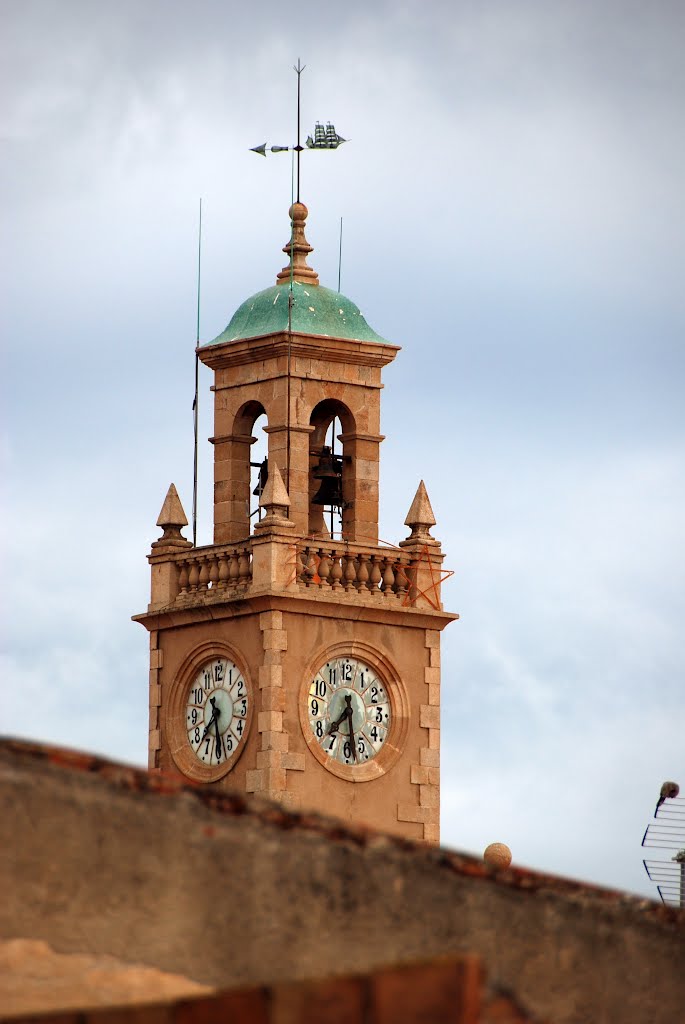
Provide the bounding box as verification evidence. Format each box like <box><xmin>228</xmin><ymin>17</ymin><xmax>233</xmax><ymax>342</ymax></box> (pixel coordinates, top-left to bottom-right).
<box><xmin>484</xmin><ymin>843</ymin><xmax>512</xmax><ymax>869</ymax></box>
<box><xmin>276</xmin><ymin>200</ymin><xmax>319</xmax><ymax>287</ymax></box>
<box><xmin>289</xmin><ymin>201</ymin><xmax>308</xmax><ymax>222</ymax></box>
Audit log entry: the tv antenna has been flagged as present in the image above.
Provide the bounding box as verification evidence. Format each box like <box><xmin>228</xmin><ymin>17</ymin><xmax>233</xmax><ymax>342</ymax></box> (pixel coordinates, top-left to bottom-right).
<box><xmin>642</xmin><ymin>780</ymin><xmax>684</xmax><ymax>907</ymax></box>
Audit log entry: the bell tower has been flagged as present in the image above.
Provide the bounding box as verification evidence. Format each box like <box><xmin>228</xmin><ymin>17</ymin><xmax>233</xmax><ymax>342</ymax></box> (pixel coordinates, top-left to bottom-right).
<box><xmin>134</xmin><ymin>203</ymin><xmax>456</xmax><ymax>843</ymax></box>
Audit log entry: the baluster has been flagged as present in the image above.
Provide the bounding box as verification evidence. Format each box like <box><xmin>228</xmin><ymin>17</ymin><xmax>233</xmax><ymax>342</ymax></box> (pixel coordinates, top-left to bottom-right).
<box><xmin>229</xmin><ymin>550</ymin><xmax>240</xmax><ymax>589</ymax></box>
<box><xmin>318</xmin><ymin>549</ymin><xmax>331</xmax><ymax>587</ymax></box>
<box><xmin>356</xmin><ymin>553</ymin><xmax>369</xmax><ymax>591</ymax></box>
<box><xmin>218</xmin><ymin>553</ymin><xmax>229</xmax><ymax>589</ymax></box>
<box><xmin>381</xmin><ymin>557</ymin><xmax>395</xmax><ymax>598</ymax></box>
<box><xmin>368</xmin><ymin>554</ymin><xmax>382</xmax><ymax>595</ymax></box>
<box><xmin>394</xmin><ymin>558</ymin><xmax>408</xmax><ymax>601</ymax></box>
<box><xmin>343</xmin><ymin>553</ymin><xmax>357</xmax><ymax>592</ymax></box>
<box><xmin>300</xmin><ymin>546</ymin><xmax>311</xmax><ymax>586</ymax></box>
<box><xmin>188</xmin><ymin>558</ymin><xmax>200</xmax><ymax>593</ymax></box>
<box><xmin>405</xmin><ymin>560</ymin><xmax>418</xmax><ymax>604</ymax></box>
<box><xmin>207</xmin><ymin>555</ymin><xmax>219</xmax><ymax>591</ymax></box>
<box><xmin>306</xmin><ymin>548</ymin><xmax>320</xmax><ymax>587</ymax></box>
<box><xmin>296</xmin><ymin>546</ymin><xmax>308</xmax><ymax>584</ymax></box>
<box><xmin>238</xmin><ymin>548</ymin><xmax>251</xmax><ymax>586</ymax></box>
<box><xmin>329</xmin><ymin>549</ymin><xmax>343</xmax><ymax>590</ymax></box>
<box><xmin>198</xmin><ymin>556</ymin><xmax>210</xmax><ymax>592</ymax></box>
<box><xmin>178</xmin><ymin>560</ymin><xmax>189</xmax><ymax>596</ymax></box>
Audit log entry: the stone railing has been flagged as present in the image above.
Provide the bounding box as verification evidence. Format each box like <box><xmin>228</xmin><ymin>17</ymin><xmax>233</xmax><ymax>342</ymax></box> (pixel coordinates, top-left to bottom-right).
<box><xmin>295</xmin><ymin>541</ymin><xmax>416</xmax><ymax>602</ymax></box>
<box><xmin>154</xmin><ymin>537</ymin><xmax>439</xmax><ymax>610</ymax></box>
<box><xmin>172</xmin><ymin>542</ymin><xmax>253</xmax><ymax>605</ymax></box>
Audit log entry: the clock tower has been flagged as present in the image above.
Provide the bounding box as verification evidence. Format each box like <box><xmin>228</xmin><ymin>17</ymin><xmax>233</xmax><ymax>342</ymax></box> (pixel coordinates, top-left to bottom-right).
<box><xmin>134</xmin><ymin>202</ymin><xmax>456</xmax><ymax>843</ymax></box>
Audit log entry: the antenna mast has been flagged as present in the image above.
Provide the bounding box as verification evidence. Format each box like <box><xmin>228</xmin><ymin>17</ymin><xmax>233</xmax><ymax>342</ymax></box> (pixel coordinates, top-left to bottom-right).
<box><xmin>295</xmin><ymin>58</ymin><xmax>303</xmax><ymax>202</ymax></box>
<box><xmin>248</xmin><ymin>62</ymin><xmax>348</xmax><ymax>507</ymax></box>
<box><xmin>337</xmin><ymin>216</ymin><xmax>343</xmax><ymax>292</ymax></box>
<box><xmin>192</xmin><ymin>198</ymin><xmax>202</xmax><ymax>548</ymax></box>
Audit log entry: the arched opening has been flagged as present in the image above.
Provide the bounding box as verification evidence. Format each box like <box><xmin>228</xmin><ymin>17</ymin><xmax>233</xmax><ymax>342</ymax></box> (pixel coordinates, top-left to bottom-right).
<box><xmin>309</xmin><ymin>400</ymin><xmax>355</xmax><ymax>538</ymax></box>
<box><xmin>231</xmin><ymin>400</ymin><xmax>268</xmax><ymax>538</ymax></box>
<box><xmin>249</xmin><ymin>413</ymin><xmax>268</xmax><ymax>528</ymax></box>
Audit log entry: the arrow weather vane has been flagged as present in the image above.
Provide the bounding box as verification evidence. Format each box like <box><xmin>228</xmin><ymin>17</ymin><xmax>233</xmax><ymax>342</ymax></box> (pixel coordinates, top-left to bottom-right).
<box><xmin>250</xmin><ymin>59</ymin><xmax>347</xmax><ymax>202</ymax></box>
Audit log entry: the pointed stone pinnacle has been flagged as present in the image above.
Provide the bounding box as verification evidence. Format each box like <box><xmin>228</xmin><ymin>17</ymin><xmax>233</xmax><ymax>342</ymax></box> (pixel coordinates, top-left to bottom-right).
<box><xmin>404</xmin><ymin>480</ymin><xmax>436</xmax><ymax>531</ymax></box>
<box><xmin>156</xmin><ymin>483</ymin><xmax>188</xmax><ymax>529</ymax></box>
<box><xmin>152</xmin><ymin>484</ymin><xmax>191</xmax><ymax>550</ymax></box>
<box><xmin>259</xmin><ymin>463</ymin><xmax>291</xmax><ymax>511</ymax></box>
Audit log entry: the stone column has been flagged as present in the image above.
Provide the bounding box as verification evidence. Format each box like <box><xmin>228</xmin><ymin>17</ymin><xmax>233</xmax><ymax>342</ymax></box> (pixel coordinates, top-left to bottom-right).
<box><xmin>211</xmin><ymin>433</ymin><xmax>256</xmax><ymax>544</ymax></box>
<box><xmin>339</xmin><ymin>432</ymin><xmax>384</xmax><ymax>543</ymax></box>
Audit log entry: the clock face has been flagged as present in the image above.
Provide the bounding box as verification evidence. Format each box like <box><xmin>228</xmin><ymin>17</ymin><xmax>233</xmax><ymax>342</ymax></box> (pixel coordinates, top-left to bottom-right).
<box><xmin>307</xmin><ymin>656</ymin><xmax>391</xmax><ymax>767</ymax></box>
<box><xmin>185</xmin><ymin>657</ymin><xmax>249</xmax><ymax>768</ymax></box>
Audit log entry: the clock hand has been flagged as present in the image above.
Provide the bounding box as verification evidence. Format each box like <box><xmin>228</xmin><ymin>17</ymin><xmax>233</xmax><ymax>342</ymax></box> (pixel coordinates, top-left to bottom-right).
<box><xmin>214</xmin><ymin>713</ymin><xmax>222</xmax><ymax>758</ymax></box>
<box><xmin>347</xmin><ymin>712</ymin><xmax>357</xmax><ymax>762</ymax></box>
<box><xmin>327</xmin><ymin>694</ymin><xmax>353</xmax><ymax>736</ymax></box>
<box><xmin>201</xmin><ymin>697</ymin><xmax>220</xmax><ymax>741</ymax></box>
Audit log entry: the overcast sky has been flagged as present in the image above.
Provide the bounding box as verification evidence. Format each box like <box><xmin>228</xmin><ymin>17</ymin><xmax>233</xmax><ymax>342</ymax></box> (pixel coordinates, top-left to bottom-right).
<box><xmin>2</xmin><ymin>0</ymin><xmax>684</xmax><ymax>898</ymax></box>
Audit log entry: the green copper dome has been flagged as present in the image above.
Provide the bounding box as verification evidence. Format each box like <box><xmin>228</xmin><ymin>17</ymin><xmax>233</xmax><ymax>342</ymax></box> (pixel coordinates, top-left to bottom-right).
<box><xmin>203</xmin><ymin>281</ymin><xmax>390</xmax><ymax>348</ymax></box>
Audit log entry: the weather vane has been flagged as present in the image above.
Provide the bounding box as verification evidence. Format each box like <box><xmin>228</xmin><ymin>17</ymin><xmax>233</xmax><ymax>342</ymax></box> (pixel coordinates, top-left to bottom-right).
<box><xmin>250</xmin><ymin>59</ymin><xmax>347</xmax><ymax>202</ymax></box>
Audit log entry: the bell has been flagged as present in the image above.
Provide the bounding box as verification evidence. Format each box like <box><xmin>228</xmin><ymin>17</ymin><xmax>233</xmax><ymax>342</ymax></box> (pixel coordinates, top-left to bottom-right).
<box><xmin>312</xmin><ymin>476</ymin><xmax>343</xmax><ymax>507</ymax></box>
<box><xmin>312</xmin><ymin>447</ymin><xmax>343</xmax><ymax>507</ymax></box>
<box><xmin>252</xmin><ymin>457</ymin><xmax>268</xmax><ymax>497</ymax></box>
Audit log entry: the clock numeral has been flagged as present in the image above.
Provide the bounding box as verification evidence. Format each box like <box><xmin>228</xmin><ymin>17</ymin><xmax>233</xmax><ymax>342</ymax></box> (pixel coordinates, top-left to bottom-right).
<box><xmin>314</xmin><ymin>679</ymin><xmax>327</xmax><ymax>698</ymax></box>
<box><xmin>214</xmin><ymin>661</ymin><xmax>224</xmax><ymax>682</ymax></box>
<box><xmin>203</xmin><ymin>670</ymin><xmax>211</xmax><ymax>690</ymax></box>
<box><xmin>316</xmin><ymin>720</ymin><xmax>324</xmax><ymax>738</ymax></box>
<box><xmin>194</xmin><ymin>727</ymin><xmax>200</xmax><ymax>744</ymax></box>
<box><xmin>357</xmin><ymin>737</ymin><xmax>366</xmax><ymax>756</ymax></box>
<box><xmin>190</xmin><ymin>708</ymin><xmax>198</xmax><ymax>725</ymax></box>
<box><xmin>328</xmin><ymin>665</ymin><xmax>337</xmax><ymax>685</ymax></box>
<box><xmin>236</xmin><ymin>719</ymin><xmax>244</xmax><ymax>737</ymax></box>
<box><xmin>239</xmin><ymin>699</ymin><xmax>247</xmax><ymax>717</ymax></box>
<box><xmin>375</xmin><ymin>707</ymin><xmax>383</xmax><ymax>723</ymax></box>
<box><xmin>370</xmin><ymin>686</ymin><xmax>379</xmax><ymax>704</ymax></box>
<box><xmin>310</xmin><ymin>698</ymin><xmax>319</xmax><ymax>717</ymax></box>
<box><xmin>342</xmin><ymin>741</ymin><xmax>352</xmax><ymax>761</ymax></box>
<box><xmin>341</xmin><ymin>662</ymin><xmax>353</xmax><ymax>682</ymax></box>
<box><xmin>225</xmin><ymin>734</ymin><xmax>233</xmax><ymax>755</ymax></box>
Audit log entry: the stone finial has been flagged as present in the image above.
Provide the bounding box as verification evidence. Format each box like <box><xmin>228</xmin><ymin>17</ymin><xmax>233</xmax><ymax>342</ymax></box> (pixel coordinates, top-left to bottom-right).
<box><xmin>484</xmin><ymin>843</ymin><xmax>512</xmax><ymax>869</ymax></box>
<box><xmin>259</xmin><ymin>463</ymin><xmax>290</xmax><ymax>514</ymax></box>
<box><xmin>153</xmin><ymin>484</ymin><xmax>191</xmax><ymax>548</ymax></box>
<box><xmin>403</xmin><ymin>480</ymin><xmax>437</xmax><ymax>542</ymax></box>
<box><xmin>275</xmin><ymin>202</ymin><xmax>319</xmax><ymax>286</ymax></box>
<box><xmin>255</xmin><ymin>464</ymin><xmax>294</xmax><ymax>532</ymax></box>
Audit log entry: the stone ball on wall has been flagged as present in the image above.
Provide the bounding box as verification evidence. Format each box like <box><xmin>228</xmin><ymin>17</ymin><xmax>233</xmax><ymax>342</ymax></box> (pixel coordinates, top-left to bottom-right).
<box><xmin>483</xmin><ymin>842</ymin><xmax>512</xmax><ymax>869</ymax></box>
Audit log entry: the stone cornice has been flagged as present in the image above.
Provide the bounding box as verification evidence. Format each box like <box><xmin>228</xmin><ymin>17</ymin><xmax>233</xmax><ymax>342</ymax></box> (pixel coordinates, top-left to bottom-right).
<box><xmin>198</xmin><ymin>331</ymin><xmax>400</xmax><ymax>373</ymax></box>
<box><xmin>132</xmin><ymin>591</ymin><xmax>457</xmax><ymax>633</ymax></box>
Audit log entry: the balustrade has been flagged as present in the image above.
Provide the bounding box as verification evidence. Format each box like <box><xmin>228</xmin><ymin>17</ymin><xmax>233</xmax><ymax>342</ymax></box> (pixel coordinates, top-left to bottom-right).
<box><xmin>296</xmin><ymin>542</ymin><xmax>416</xmax><ymax>602</ymax></box>
<box><xmin>157</xmin><ymin>538</ymin><xmax>423</xmax><ymax>608</ymax></box>
<box><xmin>173</xmin><ymin>543</ymin><xmax>253</xmax><ymax>605</ymax></box>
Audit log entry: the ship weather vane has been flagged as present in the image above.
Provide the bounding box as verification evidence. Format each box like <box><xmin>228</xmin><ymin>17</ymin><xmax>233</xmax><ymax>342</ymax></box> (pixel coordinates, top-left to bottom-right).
<box><xmin>249</xmin><ymin>59</ymin><xmax>347</xmax><ymax>202</ymax></box>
